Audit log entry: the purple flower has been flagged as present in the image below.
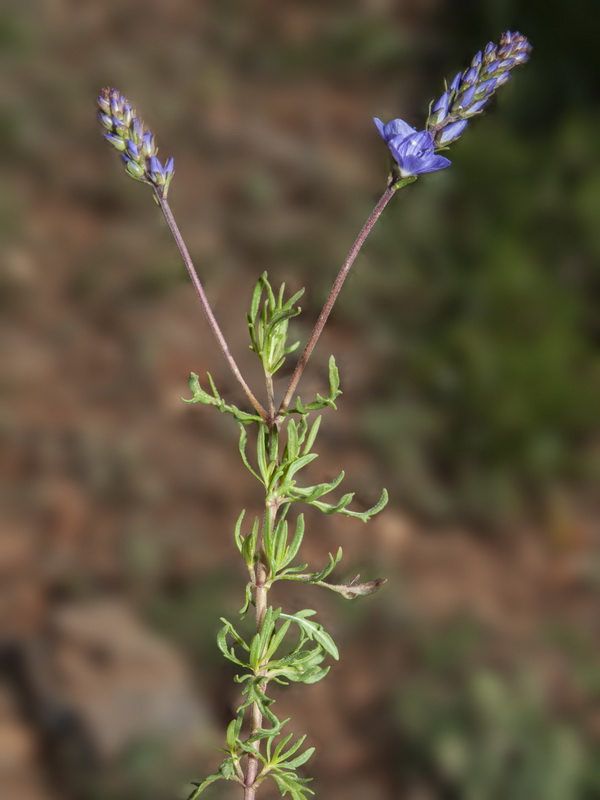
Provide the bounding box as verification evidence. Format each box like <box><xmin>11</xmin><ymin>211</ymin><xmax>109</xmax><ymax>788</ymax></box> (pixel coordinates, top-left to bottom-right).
<box><xmin>374</xmin><ymin>117</ymin><xmax>417</xmax><ymax>142</ymax></box>
<box><xmin>97</xmin><ymin>87</ymin><xmax>174</xmax><ymax>197</ymax></box>
<box><xmin>374</xmin><ymin>118</ymin><xmax>451</xmax><ymax>178</ymax></box>
<box><xmin>437</xmin><ymin>119</ymin><xmax>469</xmax><ymax>146</ymax></box>
<box><xmin>426</xmin><ymin>31</ymin><xmax>531</xmax><ymax>148</ymax></box>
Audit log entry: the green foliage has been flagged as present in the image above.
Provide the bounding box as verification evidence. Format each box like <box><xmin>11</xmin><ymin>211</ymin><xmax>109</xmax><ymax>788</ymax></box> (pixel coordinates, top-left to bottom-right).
<box><xmin>187</xmin><ymin>273</ymin><xmax>387</xmax><ymax>797</ymax></box>
<box><xmin>393</xmin><ymin>637</ymin><xmax>596</xmax><ymax>800</ymax></box>
<box><xmin>248</xmin><ymin>272</ymin><xmax>303</xmax><ymax>377</ymax></box>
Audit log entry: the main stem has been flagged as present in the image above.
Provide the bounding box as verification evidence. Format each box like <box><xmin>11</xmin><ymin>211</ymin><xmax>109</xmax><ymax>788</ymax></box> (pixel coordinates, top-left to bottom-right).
<box><xmin>157</xmin><ymin>194</ymin><xmax>268</xmax><ymax>422</ymax></box>
<box><xmin>244</xmin><ymin>427</ymin><xmax>278</xmax><ymax>799</ymax></box>
<box><xmin>277</xmin><ymin>186</ymin><xmax>396</xmax><ymax>416</ymax></box>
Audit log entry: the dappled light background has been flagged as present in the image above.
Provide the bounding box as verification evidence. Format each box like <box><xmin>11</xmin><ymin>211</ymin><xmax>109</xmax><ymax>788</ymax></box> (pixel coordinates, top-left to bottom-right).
<box><xmin>1</xmin><ymin>1</ymin><xmax>600</xmax><ymax>799</ymax></box>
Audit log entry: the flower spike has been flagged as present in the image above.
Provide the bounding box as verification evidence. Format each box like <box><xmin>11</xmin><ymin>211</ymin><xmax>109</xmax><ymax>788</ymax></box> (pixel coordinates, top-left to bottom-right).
<box><xmin>427</xmin><ymin>31</ymin><xmax>531</xmax><ymax>147</ymax></box>
<box><xmin>97</xmin><ymin>87</ymin><xmax>174</xmax><ymax>198</ymax></box>
<box><xmin>375</xmin><ymin>31</ymin><xmax>530</xmax><ymax>184</ymax></box>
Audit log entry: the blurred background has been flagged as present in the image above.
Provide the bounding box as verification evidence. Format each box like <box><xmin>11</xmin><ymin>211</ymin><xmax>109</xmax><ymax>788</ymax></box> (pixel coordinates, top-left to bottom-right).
<box><xmin>1</xmin><ymin>1</ymin><xmax>600</xmax><ymax>798</ymax></box>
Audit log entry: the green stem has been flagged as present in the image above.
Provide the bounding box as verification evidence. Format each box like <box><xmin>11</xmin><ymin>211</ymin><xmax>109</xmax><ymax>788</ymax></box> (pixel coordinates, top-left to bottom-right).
<box><xmin>277</xmin><ymin>185</ymin><xmax>397</xmax><ymax>417</ymax></box>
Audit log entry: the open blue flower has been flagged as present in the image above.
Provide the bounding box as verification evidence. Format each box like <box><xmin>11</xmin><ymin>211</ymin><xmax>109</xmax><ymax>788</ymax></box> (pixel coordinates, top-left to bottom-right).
<box><xmin>374</xmin><ymin>118</ymin><xmax>451</xmax><ymax>177</ymax></box>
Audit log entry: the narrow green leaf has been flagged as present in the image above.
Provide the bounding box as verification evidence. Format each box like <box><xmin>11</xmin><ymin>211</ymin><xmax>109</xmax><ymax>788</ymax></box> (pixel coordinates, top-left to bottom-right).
<box><xmin>233</xmin><ymin>510</ymin><xmax>245</xmax><ymax>554</ymax></box>
<box><xmin>239</xmin><ymin>582</ymin><xmax>253</xmax><ymax>614</ymax></box>
<box><xmin>301</xmin><ymin>665</ymin><xmax>330</xmax><ymax>684</ymax></box>
<box><xmin>238</xmin><ymin>424</ymin><xmax>262</xmax><ymax>483</ymax></box>
<box><xmin>241</xmin><ymin>516</ymin><xmax>260</xmax><ymax>567</ymax></box>
<box><xmin>279</xmin><ymin>513</ymin><xmax>304</xmax><ymax>569</ymax></box>
<box><xmin>274</xmin><ymin>734</ymin><xmax>305</xmax><ymax>763</ymax></box>
<box><xmin>206</xmin><ymin>372</ymin><xmax>221</xmax><ymax>401</ymax></box>
<box><xmin>285</xmin><ymin>452</ymin><xmax>318</xmax><ymax>482</ymax></box>
<box><xmin>302</xmin><ymin>416</ymin><xmax>321</xmax><ymax>455</ymax></box>
<box><xmin>280</xmin><ymin>612</ymin><xmax>339</xmax><ymax>660</ymax></box>
<box><xmin>256</xmin><ymin>424</ymin><xmax>269</xmax><ymax>483</ymax></box>
<box><xmin>185</xmin><ymin>773</ymin><xmax>224</xmax><ymax>799</ymax></box>
<box><xmin>291</xmin><ymin>471</ymin><xmax>345</xmax><ymax>503</ymax></box>
<box><xmin>316</xmin><ymin>488</ymin><xmax>389</xmax><ymax>521</ymax></box>
<box><xmin>327</xmin><ymin>355</ymin><xmax>340</xmax><ymax>396</ymax></box>
<box><xmin>281</xmin><ymin>747</ymin><xmax>315</xmax><ymax>770</ymax></box>
<box><xmin>250</xmin><ymin>273</ymin><xmax>266</xmax><ymax>320</ymax></box>
<box><xmin>284</xmin><ymin>419</ymin><xmax>299</xmax><ymax>462</ymax></box>
<box><xmin>265</xmin><ymin>619</ymin><xmax>292</xmax><ymax>661</ymax></box>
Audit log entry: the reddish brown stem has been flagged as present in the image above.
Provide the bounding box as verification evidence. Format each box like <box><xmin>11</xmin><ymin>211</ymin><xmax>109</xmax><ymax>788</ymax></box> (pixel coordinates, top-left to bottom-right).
<box><xmin>277</xmin><ymin>186</ymin><xmax>396</xmax><ymax>416</ymax></box>
<box><xmin>157</xmin><ymin>194</ymin><xmax>268</xmax><ymax>421</ymax></box>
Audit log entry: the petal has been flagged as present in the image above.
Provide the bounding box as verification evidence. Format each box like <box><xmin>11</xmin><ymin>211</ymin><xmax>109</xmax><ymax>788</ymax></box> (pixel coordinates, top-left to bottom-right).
<box><xmin>383</xmin><ymin>118</ymin><xmax>417</xmax><ymax>141</ymax></box>
<box><xmin>420</xmin><ymin>153</ymin><xmax>452</xmax><ymax>173</ymax></box>
<box><xmin>437</xmin><ymin>119</ymin><xmax>469</xmax><ymax>145</ymax></box>
<box><xmin>373</xmin><ymin>117</ymin><xmax>386</xmax><ymax>140</ymax></box>
<box><xmin>149</xmin><ymin>155</ymin><xmax>164</xmax><ymax>175</ymax></box>
<box><xmin>387</xmin><ymin>130</ymin><xmax>437</xmax><ymax>176</ymax></box>
<box><xmin>449</xmin><ymin>71</ymin><xmax>462</xmax><ymax>92</ymax></box>
<box><xmin>458</xmin><ymin>86</ymin><xmax>477</xmax><ymax>109</ymax></box>
<box><xmin>463</xmin><ymin>67</ymin><xmax>478</xmax><ymax>86</ymax></box>
<box><xmin>467</xmin><ymin>98</ymin><xmax>489</xmax><ymax>114</ymax></box>
<box><xmin>432</xmin><ymin>90</ymin><xmax>451</xmax><ymax>113</ymax></box>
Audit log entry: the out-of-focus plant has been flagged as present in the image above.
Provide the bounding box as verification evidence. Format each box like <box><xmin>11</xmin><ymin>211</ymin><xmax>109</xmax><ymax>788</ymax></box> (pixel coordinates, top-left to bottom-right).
<box><xmin>96</xmin><ymin>32</ymin><xmax>530</xmax><ymax>800</ymax></box>
<box><xmin>395</xmin><ymin>667</ymin><xmax>589</xmax><ymax>800</ymax></box>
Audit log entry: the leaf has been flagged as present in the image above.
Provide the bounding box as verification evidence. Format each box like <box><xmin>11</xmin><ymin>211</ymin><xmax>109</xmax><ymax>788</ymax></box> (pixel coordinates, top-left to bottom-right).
<box><xmin>280</xmin><ymin>612</ymin><xmax>339</xmax><ymax>660</ymax></box>
<box><xmin>185</xmin><ymin>773</ymin><xmax>223</xmax><ymax>799</ymax></box>
<box><xmin>238</xmin><ymin>425</ymin><xmax>262</xmax><ymax>482</ymax></box>
<box><xmin>302</xmin><ymin>416</ymin><xmax>321</xmax><ymax>455</ymax></box>
<box><xmin>226</xmin><ymin>715</ymin><xmax>243</xmax><ymax>753</ymax></box>
<box><xmin>185</xmin><ymin>372</ymin><xmax>215</xmax><ymax>405</ymax></box>
<box><xmin>326</xmin><ymin>488</ymin><xmax>389</xmax><ymax>522</ymax></box>
<box><xmin>249</xmin><ymin>607</ymin><xmax>277</xmax><ymax>670</ymax></box>
<box><xmin>300</xmin><ymin>665</ymin><xmax>330</xmax><ymax>684</ymax></box>
<box><xmin>272</xmin><ymin>770</ymin><xmax>315</xmax><ymax>799</ymax></box>
<box><xmin>233</xmin><ymin>509</ymin><xmax>246</xmax><ymax>554</ymax></box>
<box><xmin>279</xmin><ymin>514</ymin><xmax>305</xmax><ymax>569</ymax></box>
<box><xmin>290</xmin><ymin>471</ymin><xmax>345</xmax><ymax>503</ymax></box>
<box><xmin>217</xmin><ymin>619</ymin><xmax>250</xmax><ymax>667</ymax></box>
<box><xmin>241</xmin><ymin>516</ymin><xmax>260</xmax><ymax>567</ymax></box>
<box><xmin>239</xmin><ymin>582</ymin><xmax>253</xmax><ymax>615</ymax></box>
<box><xmin>327</xmin><ymin>355</ymin><xmax>340</xmax><ymax>397</ymax></box>
<box><xmin>281</xmin><ymin>747</ymin><xmax>316</xmax><ymax>770</ymax></box>
<box><xmin>284</xmin><ymin>418</ymin><xmax>299</xmax><ymax>462</ymax></box>
<box><xmin>256</xmin><ymin>425</ymin><xmax>270</xmax><ymax>484</ymax></box>
<box><xmin>265</xmin><ymin>618</ymin><xmax>292</xmax><ymax>661</ymax></box>
<box><xmin>283</xmin><ymin>452</ymin><xmax>319</xmax><ymax>482</ymax></box>
<box><xmin>273</xmin><ymin>734</ymin><xmax>306</xmax><ymax>764</ymax></box>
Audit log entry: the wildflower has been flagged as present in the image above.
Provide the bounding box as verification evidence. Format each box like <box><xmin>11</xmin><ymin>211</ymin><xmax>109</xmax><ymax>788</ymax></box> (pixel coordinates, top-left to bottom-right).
<box><xmin>97</xmin><ymin>88</ymin><xmax>174</xmax><ymax>197</ymax></box>
<box><xmin>427</xmin><ymin>31</ymin><xmax>531</xmax><ymax>147</ymax></box>
<box><xmin>374</xmin><ymin>117</ymin><xmax>451</xmax><ymax>178</ymax></box>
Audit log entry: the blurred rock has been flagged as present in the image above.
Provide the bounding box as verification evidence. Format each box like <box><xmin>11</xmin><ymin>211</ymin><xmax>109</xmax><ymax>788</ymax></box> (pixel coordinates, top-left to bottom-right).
<box><xmin>40</xmin><ymin>600</ymin><xmax>210</xmax><ymax>761</ymax></box>
<box><xmin>0</xmin><ymin>682</ymin><xmax>53</xmax><ymax>800</ymax></box>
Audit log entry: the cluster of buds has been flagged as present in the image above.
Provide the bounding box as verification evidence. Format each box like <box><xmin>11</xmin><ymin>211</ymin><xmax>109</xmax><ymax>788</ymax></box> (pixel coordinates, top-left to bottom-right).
<box><xmin>97</xmin><ymin>87</ymin><xmax>174</xmax><ymax>197</ymax></box>
<box><xmin>427</xmin><ymin>31</ymin><xmax>532</xmax><ymax>148</ymax></box>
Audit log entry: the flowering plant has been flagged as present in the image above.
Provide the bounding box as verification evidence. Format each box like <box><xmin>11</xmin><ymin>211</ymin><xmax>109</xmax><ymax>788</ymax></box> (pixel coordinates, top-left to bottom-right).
<box><xmin>97</xmin><ymin>30</ymin><xmax>530</xmax><ymax>800</ymax></box>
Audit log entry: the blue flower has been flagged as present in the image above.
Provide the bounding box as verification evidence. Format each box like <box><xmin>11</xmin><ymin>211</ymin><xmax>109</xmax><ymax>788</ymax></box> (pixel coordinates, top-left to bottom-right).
<box><xmin>97</xmin><ymin>87</ymin><xmax>174</xmax><ymax>197</ymax></box>
<box><xmin>374</xmin><ymin>118</ymin><xmax>451</xmax><ymax>177</ymax></box>
<box><xmin>426</xmin><ymin>31</ymin><xmax>531</xmax><ymax>148</ymax></box>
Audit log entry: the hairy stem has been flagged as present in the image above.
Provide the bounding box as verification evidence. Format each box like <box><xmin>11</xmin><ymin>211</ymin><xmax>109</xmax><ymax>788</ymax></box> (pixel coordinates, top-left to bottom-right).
<box><xmin>243</xmin><ymin>559</ymin><xmax>268</xmax><ymax>799</ymax></box>
<box><xmin>157</xmin><ymin>194</ymin><xmax>268</xmax><ymax>421</ymax></box>
<box><xmin>277</xmin><ymin>186</ymin><xmax>396</xmax><ymax>416</ymax></box>
<box><xmin>244</xmin><ymin>427</ymin><xmax>279</xmax><ymax>798</ymax></box>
